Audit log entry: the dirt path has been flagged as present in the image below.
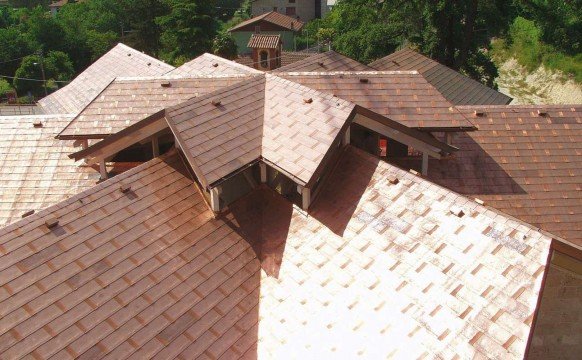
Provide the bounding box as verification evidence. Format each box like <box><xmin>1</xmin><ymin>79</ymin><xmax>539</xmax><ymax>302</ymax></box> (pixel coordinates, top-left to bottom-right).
<box><xmin>496</xmin><ymin>58</ymin><xmax>582</xmax><ymax>104</ymax></box>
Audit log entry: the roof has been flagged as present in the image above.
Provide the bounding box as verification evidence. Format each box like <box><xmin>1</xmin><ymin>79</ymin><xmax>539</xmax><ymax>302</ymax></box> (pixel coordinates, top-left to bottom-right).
<box><xmin>229</xmin><ymin>11</ymin><xmax>304</xmax><ymax>32</ymax></box>
<box><xmin>57</xmin><ymin>75</ymin><xmax>250</xmax><ymax>139</ymax></box>
<box><xmin>273</xmin><ymin>50</ymin><xmax>373</xmax><ymax>73</ymax></box>
<box><xmin>166</xmin><ymin>73</ymin><xmax>356</xmax><ymax>187</ymax></box>
<box><xmin>164</xmin><ymin>53</ymin><xmax>261</xmax><ymax>78</ymax></box>
<box><xmin>392</xmin><ymin>105</ymin><xmax>582</xmax><ymax>245</ymax></box>
<box><xmin>247</xmin><ymin>34</ymin><xmax>281</xmax><ymax>49</ymax></box>
<box><xmin>0</xmin><ymin>115</ymin><xmax>100</xmax><ymax>228</ymax></box>
<box><xmin>279</xmin><ymin>71</ymin><xmax>475</xmax><ymax>130</ymax></box>
<box><xmin>38</xmin><ymin>44</ymin><xmax>174</xmax><ymax>115</ymax></box>
<box><xmin>0</xmin><ymin>146</ymin><xmax>553</xmax><ymax>359</ymax></box>
<box><xmin>369</xmin><ymin>48</ymin><xmax>513</xmax><ymax>106</ymax></box>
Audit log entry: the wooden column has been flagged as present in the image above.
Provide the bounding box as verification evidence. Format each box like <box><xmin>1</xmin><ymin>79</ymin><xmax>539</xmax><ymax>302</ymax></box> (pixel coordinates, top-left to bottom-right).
<box><xmin>152</xmin><ymin>136</ymin><xmax>159</xmax><ymax>157</ymax></box>
<box><xmin>210</xmin><ymin>187</ymin><xmax>221</xmax><ymax>212</ymax></box>
<box><xmin>421</xmin><ymin>153</ymin><xmax>429</xmax><ymax>176</ymax></box>
<box><xmin>259</xmin><ymin>163</ymin><xmax>267</xmax><ymax>183</ymax></box>
<box><xmin>99</xmin><ymin>159</ymin><xmax>108</xmax><ymax>180</ymax></box>
<box><xmin>342</xmin><ymin>126</ymin><xmax>351</xmax><ymax>145</ymax></box>
<box><xmin>302</xmin><ymin>187</ymin><xmax>311</xmax><ymax>211</ymax></box>
<box><xmin>445</xmin><ymin>132</ymin><xmax>454</xmax><ymax>146</ymax></box>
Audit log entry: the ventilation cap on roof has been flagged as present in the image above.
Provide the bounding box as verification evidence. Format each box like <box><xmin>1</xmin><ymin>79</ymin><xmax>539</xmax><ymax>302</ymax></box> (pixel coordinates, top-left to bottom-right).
<box><xmin>449</xmin><ymin>206</ymin><xmax>465</xmax><ymax>218</ymax></box>
<box><xmin>474</xmin><ymin>198</ymin><xmax>485</xmax><ymax>206</ymax></box>
<box><xmin>537</xmin><ymin>109</ymin><xmax>548</xmax><ymax>117</ymax></box>
<box><xmin>388</xmin><ymin>176</ymin><xmax>399</xmax><ymax>185</ymax></box>
<box><xmin>33</xmin><ymin>120</ymin><xmax>43</xmax><ymax>128</ymax></box>
<box><xmin>303</xmin><ymin>98</ymin><xmax>313</xmax><ymax>104</ymax></box>
<box><xmin>212</xmin><ymin>63</ymin><xmax>219</xmax><ymax>67</ymax></box>
<box><xmin>45</xmin><ymin>217</ymin><xmax>59</xmax><ymax>229</ymax></box>
<box><xmin>211</xmin><ymin>99</ymin><xmax>222</xmax><ymax>106</ymax></box>
<box><xmin>317</xmin><ymin>62</ymin><xmax>324</xmax><ymax>67</ymax></box>
<box><xmin>359</xmin><ymin>78</ymin><xmax>369</xmax><ymax>83</ymax></box>
<box><xmin>161</xmin><ymin>81</ymin><xmax>171</xmax><ymax>88</ymax></box>
<box><xmin>21</xmin><ymin>209</ymin><xmax>35</xmax><ymax>218</ymax></box>
<box><xmin>120</xmin><ymin>183</ymin><xmax>131</xmax><ymax>193</ymax></box>
<box><xmin>474</xmin><ymin>110</ymin><xmax>486</xmax><ymax>117</ymax></box>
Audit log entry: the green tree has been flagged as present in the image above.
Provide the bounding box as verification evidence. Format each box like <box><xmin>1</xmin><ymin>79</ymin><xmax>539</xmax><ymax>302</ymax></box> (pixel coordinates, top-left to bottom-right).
<box><xmin>0</xmin><ymin>78</ymin><xmax>13</xmax><ymax>96</ymax></box>
<box><xmin>0</xmin><ymin>27</ymin><xmax>35</xmax><ymax>77</ymax></box>
<box><xmin>122</xmin><ymin>0</ymin><xmax>170</xmax><ymax>57</ymax></box>
<box><xmin>212</xmin><ymin>31</ymin><xmax>237</xmax><ymax>59</ymax></box>
<box><xmin>157</xmin><ymin>0</ymin><xmax>219</xmax><ymax>63</ymax></box>
<box><xmin>13</xmin><ymin>51</ymin><xmax>74</xmax><ymax>95</ymax></box>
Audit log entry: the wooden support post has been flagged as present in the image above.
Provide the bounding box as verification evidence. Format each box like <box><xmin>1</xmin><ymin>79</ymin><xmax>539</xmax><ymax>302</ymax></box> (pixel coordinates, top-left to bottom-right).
<box><xmin>210</xmin><ymin>187</ymin><xmax>221</xmax><ymax>212</ymax></box>
<box><xmin>259</xmin><ymin>162</ymin><xmax>267</xmax><ymax>183</ymax></box>
<box><xmin>342</xmin><ymin>126</ymin><xmax>350</xmax><ymax>145</ymax></box>
<box><xmin>152</xmin><ymin>136</ymin><xmax>159</xmax><ymax>157</ymax></box>
<box><xmin>421</xmin><ymin>152</ymin><xmax>429</xmax><ymax>176</ymax></box>
<box><xmin>243</xmin><ymin>170</ymin><xmax>258</xmax><ymax>189</ymax></box>
<box><xmin>99</xmin><ymin>159</ymin><xmax>108</xmax><ymax>180</ymax></box>
<box><xmin>302</xmin><ymin>186</ymin><xmax>311</xmax><ymax>211</ymax></box>
<box><xmin>81</xmin><ymin>139</ymin><xmax>88</xmax><ymax>149</ymax></box>
<box><xmin>445</xmin><ymin>132</ymin><xmax>454</xmax><ymax>146</ymax></box>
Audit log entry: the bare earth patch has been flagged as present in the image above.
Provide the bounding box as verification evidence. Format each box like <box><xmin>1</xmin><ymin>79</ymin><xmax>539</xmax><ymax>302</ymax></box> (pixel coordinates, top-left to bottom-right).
<box><xmin>497</xmin><ymin>58</ymin><xmax>582</xmax><ymax>104</ymax></box>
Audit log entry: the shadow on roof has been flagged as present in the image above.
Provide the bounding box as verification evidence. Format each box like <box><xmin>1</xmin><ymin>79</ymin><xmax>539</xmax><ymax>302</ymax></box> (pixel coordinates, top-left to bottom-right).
<box><xmin>222</xmin><ymin>186</ymin><xmax>293</xmax><ymax>279</ymax></box>
<box><xmin>390</xmin><ymin>135</ymin><xmax>526</xmax><ymax>196</ymax></box>
<box><xmin>309</xmin><ymin>147</ymin><xmax>377</xmax><ymax>236</ymax></box>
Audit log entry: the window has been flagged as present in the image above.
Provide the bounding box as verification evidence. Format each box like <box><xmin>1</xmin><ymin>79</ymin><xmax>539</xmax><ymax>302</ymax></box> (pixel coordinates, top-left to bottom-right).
<box><xmin>259</xmin><ymin>51</ymin><xmax>269</xmax><ymax>69</ymax></box>
<box><xmin>254</xmin><ymin>25</ymin><xmax>261</xmax><ymax>33</ymax></box>
<box><xmin>273</xmin><ymin>6</ymin><xmax>277</xmax><ymax>11</ymax></box>
<box><xmin>289</xmin><ymin>0</ymin><xmax>295</xmax><ymax>3</ymax></box>
<box><xmin>286</xmin><ymin>6</ymin><xmax>296</xmax><ymax>16</ymax></box>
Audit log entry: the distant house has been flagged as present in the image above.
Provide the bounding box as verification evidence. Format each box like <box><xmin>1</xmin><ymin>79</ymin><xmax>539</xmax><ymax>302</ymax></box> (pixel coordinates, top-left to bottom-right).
<box><xmin>229</xmin><ymin>11</ymin><xmax>304</xmax><ymax>54</ymax></box>
<box><xmin>251</xmin><ymin>0</ymin><xmax>335</xmax><ymax>22</ymax></box>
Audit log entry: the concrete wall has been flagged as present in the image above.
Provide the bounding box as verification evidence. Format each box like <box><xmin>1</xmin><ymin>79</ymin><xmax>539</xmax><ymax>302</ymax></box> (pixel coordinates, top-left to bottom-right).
<box><xmin>252</xmin><ymin>0</ymin><xmax>316</xmax><ymax>22</ymax></box>
<box><xmin>232</xmin><ymin>31</ymin><xmax>296</xmax><ymax>54</ymax></box>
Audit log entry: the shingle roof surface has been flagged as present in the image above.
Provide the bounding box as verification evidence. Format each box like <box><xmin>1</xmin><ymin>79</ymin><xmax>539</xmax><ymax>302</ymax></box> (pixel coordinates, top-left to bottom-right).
<box><xmin>0</xmin><ymin>115</ymin><xmax>100</xmax><ymax>228</ymax></box>
<box><xmin>58</xmin><ymin>76</ymin><xmax>250</xmax><ymax>138</ymax></box>
<box><xmin>280</xmin><ymin>71</ymin><xmax>474</xmax><ymax>129</ymax></box>
<box><xmin>392</xmin><ymin>105</ymin><xmax>582</xmax><ymax>245</ymax></box>
<box><xmin>0</xmin><ymin>146</ymin><xmax>552</xmax><ymax>359</ymax></box>
<box><xmin>247</xmin><ymin>34</ymin><xmax>281</xmax><ymax>49</ymax></box>
<box><xmin>273</xmin><ymin>50</ymin><xmax>373</xmax><ymax>73</ymax></box>
<box><xmin>229</xmin><ymin>11</ymin><xmax>304</xmax><ymax>32</ymax></box>
<box><xmin>165</xmin><ymin>53</ymin><xmax>261</xmax><ymax>78</ymax></box>
<box><xmin>370</xmin><ymin>48</ymin><xmax>512</xmax><ymax>105</ymax></box>
<box><xmin>38</xmin><ymin>44</ymin><xmax>174</xmax><ymax>115</ymax></box>
<box><xmin>166</xmin><ymin>74</ymin><xmax>355</xmax><ymax>187</ymax></box>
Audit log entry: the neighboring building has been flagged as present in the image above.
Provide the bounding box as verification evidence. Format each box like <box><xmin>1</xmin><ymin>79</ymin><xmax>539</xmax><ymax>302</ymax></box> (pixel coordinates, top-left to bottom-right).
<box><xmin>247</xmin><ymin>34</ymin><xmax>283</xmax><ymax>70</ymax></box>
<box><xmin>251</xmin><ymin>0</ymin><xmax>334</xmax><ymax>22</ymax></box>
<box><xmin>0</xmin><ymin>43</ymin><xmax>580</xmax><ymax>359</ymax></box>
<box><xmin>229</xmin><ymin>11</ymin><xmax>304</xmax><ymax>54</ymax></box>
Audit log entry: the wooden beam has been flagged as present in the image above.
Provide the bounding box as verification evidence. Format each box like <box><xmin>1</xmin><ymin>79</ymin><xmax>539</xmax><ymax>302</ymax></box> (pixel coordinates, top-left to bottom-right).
<box><xmin>210</xmin><ymin>187</ymin><xmax>221</xmax><ymax>212</ymax></box>
<box><xmin>445</xmin><ymin>132</ymin><xmax>454</xmax><ymax>146</ymax></box>
<box><xmin>259</xmin><ymin>162</ymin><xmax>267</xmax><ymax>183</ymax></box>
<box><xmin>354</xmin><ymin>114</ymin><xmax>442</xmax><ymax>159</ymax></box>
<box><xmin>85</xmin><ymin>118</ymin><xmax>168</xmax><ymax>165</ymax></box>
<box><xmin>342</xmin><ymin>126</ymin><xmax>350</xmax><ymax>145</ymax></box>
<box><xmin>422</xmin><ymin>152</ymin><xmax>429</xmax><ymax>176</ymax></box>
<box><xmin>243</xmin><ymin>170</ymin><xmax>258</xmax><ymax>189</ymax></box>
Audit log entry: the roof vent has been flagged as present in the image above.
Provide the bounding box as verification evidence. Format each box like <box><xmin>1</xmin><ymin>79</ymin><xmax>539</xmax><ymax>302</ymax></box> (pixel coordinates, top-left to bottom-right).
<box><xmin>359</xmin><ymin>78</ymin><xmax>369</xmax><ymax>83</ymax></box>
<box><xmin>537</xmin><ymin>109</ymin><xmax>548</xmax><ymax>117</ymax></box>
<box><xmin>211</xmin><ymin>99</ymin><xmax>221</xmax><ymax>106</ymax></box>
<box><xmin>388</xmin><ymin>176</ymin><xmax>399</xmax><ymax>185</ymax></box>
<box><xmin>391</xmin><ymin>60</ymin><xmax>400</xmax><ymax>66</ymax></box>
<box><xmin>45</xmin><ymin>217</ymin><xmax>59</xmax><ymax>229</ymax></box>
<box><xmin>160</xmin><ymin>81</ymin><xmax>171</xmax><ymax>88</ymax></box>
<box><xmin>409</xmin><ymin>169</ymin><xmax>420</xmax><ymax>176</ymax></box>
<box><xmin>450</xmin><ymin>206</ymin><xmax>465</xmax><ymax>218</ymax></box>
<box><xmin>21</xmin><ymin>209</ymin><xmax>35</xmax><ymax>218</ymax></box>
<box><xmin>212</xmin><ymin>63</ymin><xmax>219</xmax><ymax>67</ymax></box>
<box><xmin>317</xmin><ymin>62</ymin><xmax>324</xmax><ymax>67</ymax></box>
<box><xmin>120</xmin><ymin>183</ymin><xmax>131</xmax><ymax>193</ymax></box>
<box><xmin>33</xmin><ymin>120</ymin><xmax>43</xmax><ymax>128</ymax></box>
<box><xmin>474</xmin><ymin>110</ymin><xmax>486</xmax><ymax>117</ymax></box>
<box><xmin>147</xmin><ymin>62</ymin><xmax>151</xmax><ymax>66</ymax></box>
<box><xmin>303</xmin><ymin>98</ymin><xmax>313</xmax><ymax>104</ymax></box>
<box><xmin>127</xmin><ymin>53</ymin><xmax>132</xmax><ymax>57</ymax></box>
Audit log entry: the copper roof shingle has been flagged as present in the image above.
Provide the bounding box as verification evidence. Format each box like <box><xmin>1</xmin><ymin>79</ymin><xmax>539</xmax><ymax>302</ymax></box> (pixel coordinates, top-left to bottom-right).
<box><xmin>38</xmin><ymin>43</ymin><xmax>174</xmax><ymax>115</ymax></box>
<box><xmin>166</xmin><ymin>73</ymin><xmax>355</xmax><ymax>187</ymax></box>
<box><xmin>0</xmin><ymin>146</ymin><xmax>553</xmax><ymax>359</ymax></box>
<box><xmin>165</xmin><ymin>53</ymin><xmax>262</xmax><ymax>78</ymax></box>
<box><xmin>392</xmin><ymin>105</ymin><xmax>582</xmax><ymax>245</ymax></box>
<box><xmin>370</xmin><ymin>48</ymin><xmax>512</xmax><ymax>105</ymax></box>
<box><xmin>58</xmin><ymin>75</ymin><xmax>250</xmax><ymax>139</ymax></box>
<box><xmin>0</xmin><ymin>115</ymin><xmax>100</xmax><ymax>228</ymax></box>
<box><xmin>273</xmin><ymin>50</ymin><xmax>373</xmax><ymax>73</ymax></box>
<box><xmin>247</xmin><ymin>34</ymin><xmax>281</xmax><ymax>49</ymax></box>
<box><xmin>280</xmin><ymin>71</ymin><xmax>475</xmax><ymax>129</ymax></box>
<box><xmin>229</xmin><ymin>11</ymin><xmax>304</xmax><ymax>32</ymax></box>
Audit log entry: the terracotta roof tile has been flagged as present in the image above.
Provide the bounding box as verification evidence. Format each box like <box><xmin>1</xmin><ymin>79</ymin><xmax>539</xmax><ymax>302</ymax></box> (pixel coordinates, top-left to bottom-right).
<box><xmin>58</xmin><ymin>75</ymin><xmax>250</xmax><ymax>139</ymax></box>
<box><xmin>391</xmin><ymin>105</ymin><xmax>582</xmax><ymax>245</ymax></box>
<box><xmin>273</xmin><ymin>50</ymin><xmax>373</xmax><ymax>73</ymax></box>
<box><xmin>247</xmin><ymin>34</ymin><xmax>281</xmax><ymax>49</ymax></box>
<box><xmin>0</xmin><ymin>146</ymin><xmax>553</xmax><ymax>359</ymax></box>
<box><xmin>370</xmin><ymin>48</ymin><xmax>512</xmax><ymax>105</ymax></box>
<box><xmin>165</xmin><ymin>53</ymin><xmax>261</xmax><ymax>78</ymax></box>
<box><xmin>279</xmin><ymin>71</ymin><xmax>474</xmax><ymax>129</ymax></box>
<box><xmin>38</xmin><ymin>44</ymin><xmax>174</xmax><ymax>115</ymax></box>
<box><xmin>229</xmin><ymin>11</ymin><xmax>304</xmax><ymax>32</ymax></box>
<box><xmin>0</xmin><ymin>115</ymin><xmax>100</xmax><ymax>228</ymax></box>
